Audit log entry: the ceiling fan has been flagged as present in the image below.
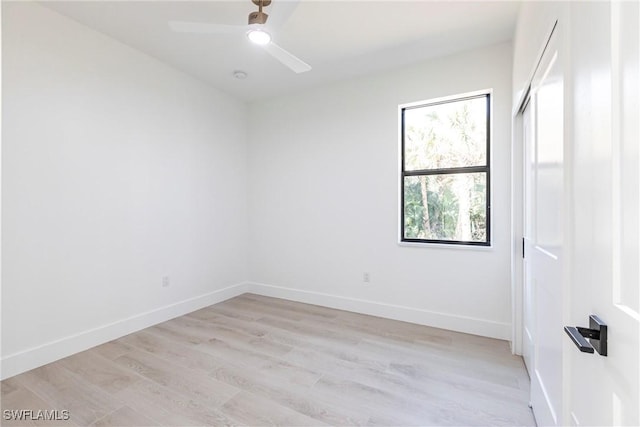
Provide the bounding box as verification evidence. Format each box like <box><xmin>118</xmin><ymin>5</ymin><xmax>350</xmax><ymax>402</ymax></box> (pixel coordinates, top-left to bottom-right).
<box><xmin>169</xmin><ymin>0</ymin><xmax>311</xmax><ymax>74</ymax></box>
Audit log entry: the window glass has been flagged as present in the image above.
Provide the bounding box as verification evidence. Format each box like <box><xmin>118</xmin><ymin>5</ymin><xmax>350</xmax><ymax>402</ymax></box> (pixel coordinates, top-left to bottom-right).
<box><xmin>401</xmin><ymin>93</ymin><xmax>490</xmax><ymax>246</ymax></box>
<box><xmin>404</xmin><ymin>97</ymin><xmax>487</xmax><ymax>171</ymax></box>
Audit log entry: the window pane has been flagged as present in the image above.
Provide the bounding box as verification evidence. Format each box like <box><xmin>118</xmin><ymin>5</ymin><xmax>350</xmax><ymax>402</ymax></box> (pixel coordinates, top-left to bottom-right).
<box><xmin>403</xmin><ymin>173</ymin><xmax>487</xmax><ymax>242</ymax></box>
<box><xmin>404</xmin><ymin>96</ymin><xmax>487</xmax><ymax>171</ymax></box>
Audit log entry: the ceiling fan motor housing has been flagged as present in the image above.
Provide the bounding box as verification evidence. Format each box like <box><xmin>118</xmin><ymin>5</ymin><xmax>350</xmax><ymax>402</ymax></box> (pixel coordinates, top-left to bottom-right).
<box><xmin>248</xmin><ymin>11</ymin><xmax>268</xmax><ymax>25</ymax></box>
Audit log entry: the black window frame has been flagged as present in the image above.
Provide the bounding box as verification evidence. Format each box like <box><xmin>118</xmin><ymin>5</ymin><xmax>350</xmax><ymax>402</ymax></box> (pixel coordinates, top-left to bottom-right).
<box><xmin>400</xmin><ymin>92</ymin><xmax>491</xmax><ymax>246</ymax></box>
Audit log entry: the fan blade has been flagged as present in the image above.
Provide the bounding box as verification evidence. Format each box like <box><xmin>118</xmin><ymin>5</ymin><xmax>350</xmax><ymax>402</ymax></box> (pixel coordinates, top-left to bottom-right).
<box><xmin>265</xmin><ymin>0</ymin><xmax>301</xmax><ymax>30</ymax></box>
<box><xmin>263</xmin><ymin>42</ymin><xmax>311</xmax><ymax>73</ymax></box>
<box><xmin>169</xmin><ymin>21</ymin><xmax>248</xmax><ymax>35</ymax></box>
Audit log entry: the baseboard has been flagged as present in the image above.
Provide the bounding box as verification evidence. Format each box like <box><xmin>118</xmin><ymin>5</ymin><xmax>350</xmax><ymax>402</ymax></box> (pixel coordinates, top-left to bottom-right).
<box><xmin>2</xmin><ymin>280</ymin><xmax>511</xmax><ymax>379</ymax></box>
<box><xmin>247</xmin><ymin>282</ymin><xmax>511</xmax><ymax>340</ymax></box>
<box><xmin>0</xmin><ymin>282</ymin><xmax>249</xmax><ymax>380</ymax></box>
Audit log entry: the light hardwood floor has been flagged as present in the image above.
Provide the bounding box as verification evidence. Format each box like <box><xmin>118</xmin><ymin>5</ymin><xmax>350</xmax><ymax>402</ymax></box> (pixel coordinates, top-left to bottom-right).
<box><xmin>1</xmin><ymin>294</ymin><xmax>535</xmax><ymax>426</ymax></box>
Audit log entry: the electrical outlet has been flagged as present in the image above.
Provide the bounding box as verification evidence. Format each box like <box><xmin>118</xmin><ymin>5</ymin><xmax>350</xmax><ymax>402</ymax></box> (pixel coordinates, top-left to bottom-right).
<box><xmin>363</xmin><ymin>272</ymin><xmax>370</xmax><ymax>283</ymax></box>
<box><xmin>162</xmin><ymin>276</ymin><xmax>170</xmax><ymax>287</ymax></box>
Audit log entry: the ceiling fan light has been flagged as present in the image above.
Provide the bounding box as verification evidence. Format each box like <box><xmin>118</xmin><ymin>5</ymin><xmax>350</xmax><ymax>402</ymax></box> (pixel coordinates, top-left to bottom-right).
<box><xmin>247</xmin><ymin>29</ymin><xmax>271</xmax><ymax>45</ymax></box>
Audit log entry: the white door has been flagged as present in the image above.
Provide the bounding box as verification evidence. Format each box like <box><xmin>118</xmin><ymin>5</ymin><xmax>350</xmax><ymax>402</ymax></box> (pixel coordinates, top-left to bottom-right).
<box><xmin>523</xmin><ymin>23</ymin><xmax>565</xmax><ymax>427</ymax></box>
<box><xmin>567</xmin><ymin>1</ymin><xmax>640</xmax><ymax>425</ymax></box>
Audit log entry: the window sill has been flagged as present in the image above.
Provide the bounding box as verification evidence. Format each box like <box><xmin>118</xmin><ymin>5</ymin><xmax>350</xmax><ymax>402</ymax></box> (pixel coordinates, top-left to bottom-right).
<box><xmin>397</xmin><ymin>241</ymin><xmax>494</xmax><ymax>251</ymax></box>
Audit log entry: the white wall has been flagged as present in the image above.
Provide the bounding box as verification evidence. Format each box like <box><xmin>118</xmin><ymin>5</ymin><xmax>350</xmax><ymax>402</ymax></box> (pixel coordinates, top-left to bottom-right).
<box><xmin>247</xmin><ymin>42</ymin><xmax>513</xmax><ymax>339</ymax></box>
<box><xmin>1</xmin><ymin>2</ymin><xmax>249</xmax><ymax>378</ymax></box>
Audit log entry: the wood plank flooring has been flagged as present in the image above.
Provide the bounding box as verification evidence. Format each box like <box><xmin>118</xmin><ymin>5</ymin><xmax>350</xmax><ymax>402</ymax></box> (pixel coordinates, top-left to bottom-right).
<box><xmin>1</xmin><ymin>294</ymin><xmax>535</xmax><ymax>426</ymax></box>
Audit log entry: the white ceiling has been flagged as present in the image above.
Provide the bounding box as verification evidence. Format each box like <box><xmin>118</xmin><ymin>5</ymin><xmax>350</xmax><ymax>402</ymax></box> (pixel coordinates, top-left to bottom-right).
<box><xmin>42</xmin><ymin>0</ymin><xmax>521</xmax><ymax>101</ymax></box>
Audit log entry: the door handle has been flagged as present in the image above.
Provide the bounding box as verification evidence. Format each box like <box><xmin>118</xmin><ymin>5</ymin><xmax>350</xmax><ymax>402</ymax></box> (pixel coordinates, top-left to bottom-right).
<box><xmin>564</xmin><ymin>315</ymin><xmax>607</xmax><ymax>356</ymax></box>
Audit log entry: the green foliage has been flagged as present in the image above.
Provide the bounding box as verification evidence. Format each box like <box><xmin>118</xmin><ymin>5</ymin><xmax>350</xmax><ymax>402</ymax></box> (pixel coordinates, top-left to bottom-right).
<box><xmin>427</xmin><ymin>177</ymin><xmax>458</xmax><ymax>239</ymax></box>
<box><xmin>403</xmin><ymin>178</ymin><xmax>425</xmax><ymax>238</ymax></box>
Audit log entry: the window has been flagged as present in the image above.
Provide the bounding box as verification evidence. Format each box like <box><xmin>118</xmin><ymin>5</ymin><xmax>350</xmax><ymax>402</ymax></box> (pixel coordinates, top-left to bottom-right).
<box><xmin>400</xmin><ymin>92</ymin><xmax>490</xmax><ymax>246</ymax></box>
